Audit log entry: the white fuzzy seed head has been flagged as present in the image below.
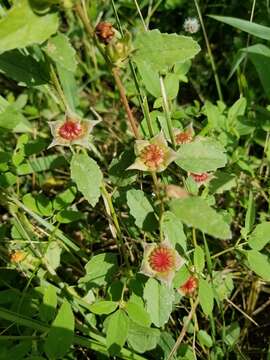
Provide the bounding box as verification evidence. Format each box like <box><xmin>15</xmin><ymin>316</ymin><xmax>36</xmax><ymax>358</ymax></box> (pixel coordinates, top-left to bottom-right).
<box><xmin>183</xmin><ymin>17</ymin><xmax>200</xmax><ymax>34</ymax></box>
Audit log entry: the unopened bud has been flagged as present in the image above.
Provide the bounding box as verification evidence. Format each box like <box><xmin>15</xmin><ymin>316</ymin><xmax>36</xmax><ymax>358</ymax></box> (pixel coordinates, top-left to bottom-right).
<box><xmin>95</xmin><ymin>22</ymin><xmax>115</xmax><ymax>44</ymax></box>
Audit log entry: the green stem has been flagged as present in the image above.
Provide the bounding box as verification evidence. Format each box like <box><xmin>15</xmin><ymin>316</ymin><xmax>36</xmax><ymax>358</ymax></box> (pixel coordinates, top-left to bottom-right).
<box><xmin>50</xmin><ymin>65</ymin><xmax>71</xmax><ymax>112</ymax></box>
<box><xmin>100</xmin><ymin>183</ymin><xmax>131</xmax><ymax>271</ymax></box>
<box><xmin>193</xmin><ymin>0</ymin><xmax>223</xmax><ymax>101</ymax></box>
<box><xmin>159</xmin><ymin>75</ymin><xmax>176</xmax><ymax>149</ymax></box>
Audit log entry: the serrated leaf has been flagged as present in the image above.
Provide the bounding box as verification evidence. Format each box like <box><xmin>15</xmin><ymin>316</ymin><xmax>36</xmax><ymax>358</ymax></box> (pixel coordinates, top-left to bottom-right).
<box><xmin>127</xmin><ymin>321</ymin><xmax>160</xmax><ymax>354</ymax></box>
<box><xmin>143</xmin><ymin>278</ymin><xmax>174</xmax><ymax>327</ymax></box>
<box><xmin>106</xmin><ymin>309</ymin><xmax>129</xmax><ymax>355</ymax></box>
<box><xmin>161</xmin><ymin>211</ymin><xmax>186</xmax><ymax>251</ymax></box>
<box><xmin>248</xmin><ymin>222</ymin><xmax>270</xmax><ymax>250</ymax></box>
<box><xmin>133</xmin><ymin>29</ymin><xmax>200</xmax><ymax>72</ymax></box>
<box><xmin>0</xmin><ymin>0</ymin><xmax>59</xmax><ymax>54</ymax></box>
<box><xmin>89</xmin><ymin>301</ymin><xmax>118</xmax><ymax>315</ymax></box>
<box><xmin>246</xmin><ymin>250</ymin><xmax>270</xmax><ymax>281</ymax></box>
<box><xmin>170</xmin><ymin>197</ymin><xmax>232</xmax><ymax>239</ymax></box>
<box><xmin>45</xmin><ymin>34</ymin><xmax>77</xmax><ymax>72</ymax></box>
<box><xmin>44</xmin><ymin>300</ymin><xmax>74</xmax><ymax>359</ymax></box>
<box><xmin>70</xmin><ymin>154</ymin><xmax>103</xmax><ymax>207</ymax></box>
<box><xmin>79</xmin><ymin>253</ymin><xmax>118</xmax><ymax>287</ymax></box>
<box><xmin>176</xmin><ymin>138</ymin><xmax>227</xmax><ymax>173</ymax></box>
<box><xmin>126</xmin><ymin>189</ymin><xmax>158</xmax><ymax>231</ymax></box>
<box><xmin>199</xmin><ymin>277</ymin><xmax>214</xmax><ymax>316</ymax></box>
<box><xmin>126</xmin><ymin>301</ymin><xmax>151</xmax><ymax>327</ymax></box>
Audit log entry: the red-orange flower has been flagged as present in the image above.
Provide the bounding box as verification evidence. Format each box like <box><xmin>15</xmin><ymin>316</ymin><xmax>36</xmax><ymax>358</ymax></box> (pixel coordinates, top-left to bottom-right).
<box><xmin>178</xmin><ymin>276</ymin><xmax>198</xmax><ymax>296</ymax></box>
<box><xmin>140</xmin><ymin>240</ymin><xmax>185</xmax><ymax>287</ymax></box>
<box><xmin>189</xmin><ymin>172</ymin><xmax>213</xmax><ymax>186</ymax></box>
<box><xmin>48</xmin><ymin>111</ymin><xmax>101</xmax><ymax>149</ymax></box>
<box><xmin>174</xmin><ymin>123</ymin><xmax>194</xmax><ymax>145</ymax></box>
<box><xmin>128</xmin><ymin>132</ymin><xmax>177</xmax><ymax>173</ymax></box>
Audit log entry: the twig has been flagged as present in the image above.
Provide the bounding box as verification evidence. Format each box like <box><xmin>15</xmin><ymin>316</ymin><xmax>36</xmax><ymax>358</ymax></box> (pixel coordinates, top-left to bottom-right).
<box><xmin>167</xmin><ymin>297</ymin><xmax>199</xmax><ymax>360</ymax></box>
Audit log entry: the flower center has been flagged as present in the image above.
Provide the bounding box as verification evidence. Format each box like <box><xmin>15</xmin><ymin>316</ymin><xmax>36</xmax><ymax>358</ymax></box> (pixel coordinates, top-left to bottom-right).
<box><xmin>190</xmin><ymin>172</ymin><xmax>209</xmax><ymax>183</ymax></box>
<box><xmin>180</xmin><ymin>276</ymin><xmax>198</xmax><ymax>294</ymax></box>
<box><xmin>141</xmin><ymin>144</ymin><xmax>164</xmax><ymax>169</ymax></box>
<box><xmin>176</xmin><ymin>131</ymin><xmax>193</xmax><ymax>145</ymax></box>
<box><xmin>58</xmin><ymin>120</ymin><xmax>83</xmax><ymax>141</ymax></box>
<box><xmin>149</xmin><ymin>247</ymin><xmax>175</xmax><ymax>273</ymax></box>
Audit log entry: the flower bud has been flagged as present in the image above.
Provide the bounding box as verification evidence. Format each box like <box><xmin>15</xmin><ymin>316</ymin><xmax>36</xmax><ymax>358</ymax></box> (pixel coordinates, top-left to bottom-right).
<box><xmin>95</xmin><ymin>22</ymin><xmax>115</xmax><ymax>44</ymax></box>
<box><xmin>178</xmin><ymin>276</ymin><xmax>198</xmax><ymax>296</ymax></box>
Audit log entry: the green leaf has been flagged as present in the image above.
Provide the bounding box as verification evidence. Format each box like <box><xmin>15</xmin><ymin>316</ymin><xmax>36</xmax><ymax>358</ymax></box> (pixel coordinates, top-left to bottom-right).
<box><xmin>143</xmin><ymin>278</ymin><xmax>174</xmax><ymax>327</ymax></box>
<box><xmin>245</xmin><ymin>250</ymin><xmax>270</xmax><ymax>281</ymax></box>
<box><xmin>109</xmin><ymin>149</ymin><xmax>137</xmax><ymax>187</ymax></box>
<box><xmin>199</xmin><ymin>277</ymin><xmax>214</xmax><ymax>316</ymax></box>
<box><xmin>209</xmin><ymin>15</ymin><xmax>270</xmax><ymax>40</ymax></box>
<box><xmin>208</xmin><ymin>171</ymin><xmax>236</xmax><ymax>194</ymax></box>
<box><xmin>161</xmin><ymin>211</ymin><xmax>186</xmax><ymax>251</ymax></box>
<box><xmin>44</xmin><ymin>300</ymin><xmax>74</xmax><ymax>359</ymax></box>
<box><xmin>248</xmin><ymin>222</ymin><xmax>270</xmax><ymax>250</ymax></box>
<box><xmin>70</xmin><ymin>154</ymin><xmax>103</xmax><ymax>207</ymax></box>
<box><xmin>243</xmin><ymin>191</ymin><xmax>255</xmax><ymax>236</ymax></box>
<box><xmin>53</xmin><ymin>186</ymin><xmax>77</xmax><ymax>210</ymax></box>
<box><xmin>170</xmin><ymin>197</ymin><xmax>232</xmax><ymax>240</ymax></box>
<box><xmin>176</xmin><ymin>138</ymin><xmax>227</xmax><ymax>173</ymax></box>
<box><xmin>227</xmin><ymin>97</ymin><xmax>247</xmax><ymax>126</ymax></box>
<box><xmin>55</xmin><ymin>210</ymin><xmax>84</xmax><ymax>224</ymax></box>
<box><xmin>0</xmin><ymin>0</ymin><xmax>59</xmax><ymax>54</ymax></box>
<box><xmin>194</xmin><ymin>245</ymin><xmax>205</xmax><ymax>273</ymax></box>
<box><xmin>56</xmin><ymin>64</ymin><xmax>79</xmax><ymax>112</ymax></box>
<box><xmin>44</xmin><ymin>241</ymin><xmax>62</xmax><ymax>270</ymax></box>
<box><xmin>0</xmin><ymin>50</ymin><xmax>50</xmax><ymax>86</ymax></box>
<box><xmin>224</xmin><ymin>322</ymin><xmax>240</xmax><ymax>347</ymax></box>
<box><xmin>106</xmin><ymin>309</ymin><xmax>129</xmax><ymax>355</ymax></box>
<box><xmin>45</xmin><ymin>34</ymin><xmax>77</xmax><ymax>72</ymax></box>
<box><xmin>126</xmin><ymin>189</ymin><xmax>158</xmax><ymax>231</ymax></box>
<box><xmin>89</xmin><ymin>301</ymin><xmax>118</xmax><ymax>315</ymax></box>
<box><xmin>79</xmin><ymin>253</ymin><xmax>118</xmax><ymax>287</ymax></box>
<box><xmin>133</xmin><ymin>29</ymin><xmax>200</xmax><ymax>72</ymax></box>
<box><xmin>22</xmin><ymin>193</ymin><xmax>53</xmax><ymax>216</ymax></box>
<box><xmin>126</xmin><ymin>301</ymin><xmax>151</xmax><ymax>327</ymax></box>
<box><xmin>0</xmin><ymin>104</ymin><xmax>27</xmax><ymax>131</ymax></box>
<box><xmin>244</xmin><ymin>44</ymin><xmax>270</xmax><ymax>96</ymax></box>
<box><xmin>40</xmin><ymin>285</ymin><xmax>57</xmax><ymax>322</ymax></box>
<box><xmin>197</xmin><ymin>330</ymin><xmax>213</xmax><ymax>348</ymax></box>
<box><xmin>136</xmin><ymin>61</ymin><xmax>180</xmax><ymax>99</ymax></box>
<box><xmin>212</xmin><ymin>271</ymin><xmax>234</xmax><ymax>301</ymax></box>
<box><xmin>127</xmin><ymin>321</ymin><xmax>160</xmax><ymax>354</ymax></box>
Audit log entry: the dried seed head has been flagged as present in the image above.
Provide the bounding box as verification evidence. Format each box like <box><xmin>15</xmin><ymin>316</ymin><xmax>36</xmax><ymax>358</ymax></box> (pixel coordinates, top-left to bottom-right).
<box><xmin>140</xmin><ymin>144</ymin><xmax>165</xmax><ymax>170</ymax></box>
<box><xmin>95</xmin><ymin>22</ymin><xmax>115</xmax><ymax>44</ymax></box>
<box><xmin>179</xmin><ymin>276</ymin><xmax>198</xmax><ymax>296</ymax></box>
<box><xmin>183</xmin><ymin>17</ymin><xmax>200</xmax><ymax>34</ymax></box>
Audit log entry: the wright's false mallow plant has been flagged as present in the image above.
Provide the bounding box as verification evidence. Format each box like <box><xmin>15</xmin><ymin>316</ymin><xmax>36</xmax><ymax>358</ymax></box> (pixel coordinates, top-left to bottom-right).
<box><xmin>0</xmin><ymin>1</ymin><xmax>269</xmax><ymax>359</ymax></box>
